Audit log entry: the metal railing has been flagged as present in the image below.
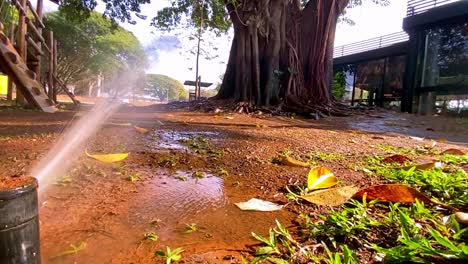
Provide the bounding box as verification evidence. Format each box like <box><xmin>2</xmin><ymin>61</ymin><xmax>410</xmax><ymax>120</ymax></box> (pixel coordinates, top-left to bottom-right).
<box><xmin>333</xmin><ymin>31</ymin><xmax>409</xmax><ymax>58</ymax></box>
<box><xmin>406</xmin><ymin>0</ymin><xmax>461</xmax><ymax>16</ymax></box>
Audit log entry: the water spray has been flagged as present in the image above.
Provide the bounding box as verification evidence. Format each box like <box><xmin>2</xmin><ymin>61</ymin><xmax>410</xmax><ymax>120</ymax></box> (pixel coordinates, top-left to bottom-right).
<box><xmin>0</xmin><ymin>71</ymin><xmax>138</xmax><ymax>263</ymax></box>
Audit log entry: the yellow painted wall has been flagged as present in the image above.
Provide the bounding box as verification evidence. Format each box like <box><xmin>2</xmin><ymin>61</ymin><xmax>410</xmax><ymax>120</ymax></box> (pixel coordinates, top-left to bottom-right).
<box><xmin>0</xmin><ymin>75</ymin><xmax>8</xmax><ymax>95</ymax></box>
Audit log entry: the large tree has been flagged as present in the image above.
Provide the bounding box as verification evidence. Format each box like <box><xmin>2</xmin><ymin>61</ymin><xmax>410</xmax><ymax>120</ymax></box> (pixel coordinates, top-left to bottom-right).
<box><xmin>58</xmin><ymin>0</ymin><xmax>388</xmax><ymax>114</ymax></box>
<box><xmin>44</xmin><ymin>10</ymin><xmax>146</xmax><ymax>94</ymax></box>
<box><xmin>143</xmin><ymin>74</ymin><xmax>188</xmax><ymax>101</ymax></box>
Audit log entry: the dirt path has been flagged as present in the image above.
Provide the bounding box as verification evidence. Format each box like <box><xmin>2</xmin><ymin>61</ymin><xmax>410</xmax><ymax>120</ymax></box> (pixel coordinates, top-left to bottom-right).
<box><xmin>0</xmin><ymin>104</ymin><xmax>467</xmax><ymax>263</ymax></box>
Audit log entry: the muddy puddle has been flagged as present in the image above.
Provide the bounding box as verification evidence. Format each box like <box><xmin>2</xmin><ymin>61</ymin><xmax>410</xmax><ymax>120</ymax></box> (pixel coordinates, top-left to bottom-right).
<box><xmin>130</xmin><ymin>170</ymin><xmax>227</xmax><ymax>227</ymax></box>
<box><xmin>147</xmin><ymin>130</ymin><xmax>220</xmax><ymax>151</ymax></box>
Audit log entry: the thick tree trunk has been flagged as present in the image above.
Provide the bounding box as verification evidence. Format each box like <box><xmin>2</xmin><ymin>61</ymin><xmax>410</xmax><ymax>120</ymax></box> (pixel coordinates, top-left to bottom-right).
<box><xmin>218</xmin><ymin>0</ymin><xmax>349</xmax><ymax>111</ymax></box>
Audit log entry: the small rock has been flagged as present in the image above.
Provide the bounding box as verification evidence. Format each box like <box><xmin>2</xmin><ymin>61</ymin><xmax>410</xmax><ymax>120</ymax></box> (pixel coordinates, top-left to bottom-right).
<box><xmin>455</xmin><ymin>212</ymin><xmax>468</xmax><ymax>225</ymax></box>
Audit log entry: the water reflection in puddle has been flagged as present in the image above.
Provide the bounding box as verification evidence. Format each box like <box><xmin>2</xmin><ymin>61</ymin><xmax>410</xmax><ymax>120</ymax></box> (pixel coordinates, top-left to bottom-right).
<box><xmin>130</xmin><ymin>170</ymin><xmax>227</xmax><ymax>225</ymax></box>
<box><xmin>147</xmin><ymin>131</ymin><xmax>220</xmax><ymax>151</ymax></box>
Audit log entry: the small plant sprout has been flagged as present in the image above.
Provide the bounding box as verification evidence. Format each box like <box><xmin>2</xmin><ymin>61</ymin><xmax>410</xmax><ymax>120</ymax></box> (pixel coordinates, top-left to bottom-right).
<box><xmin>143</xmin><ymin>232</ymin><xmax>158</xmax><ymax>241</ymax></box>
<box><xmin>54</xmin><ymin>175</ymin><xmax>72</xmax><ymax>186</ymax></box>
<box><xmin>217</xmin><ymin>167</ymin><xmax>229</xmax><ymax>177</ymax></box>
<box><xmin>127</xmin><ymin>172</ymin><xmax>140</xmax><ymax>182</ymax></box>
<box><xmin>175</xmin><ymin>175</ymin><xmax>188</xmax><ymax>181</ymax></box>
<box><xmin>155</xmin><ymin>246</ymin><xmax>184</xmax><ymax>264</ymax></box>
<box><xmin>184</xmin><ymin>223</ymin><xmax>198</xmax><ymax>234</ymax></box>
<box><xmin>192</xmin><ymin>171</ymin><xmax>204</xmax><ymax>179</ymax></box>
<box><xmin>51</xmin><ymin>242</ymin><xmax>87</xmax><ymax>259</ymax></box>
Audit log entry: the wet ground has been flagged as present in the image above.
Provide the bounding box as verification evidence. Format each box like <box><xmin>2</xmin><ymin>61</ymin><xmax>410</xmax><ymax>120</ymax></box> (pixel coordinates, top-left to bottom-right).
<box><xmin>0</xmin><ymin>103</ymin><xmax>467</xmax><ymax>263</ymax></box>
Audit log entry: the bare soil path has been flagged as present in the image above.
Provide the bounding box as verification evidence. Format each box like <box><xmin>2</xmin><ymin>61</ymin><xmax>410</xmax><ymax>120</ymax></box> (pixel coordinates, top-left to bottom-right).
<box><xmin>0</xmin><ymin>103</ymin><xmax>467</xmax><ymax>263</ymax></box>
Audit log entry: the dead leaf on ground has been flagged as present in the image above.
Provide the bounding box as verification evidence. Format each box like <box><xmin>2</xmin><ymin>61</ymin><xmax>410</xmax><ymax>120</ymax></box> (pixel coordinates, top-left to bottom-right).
<box><xmin>353</xmin><ymin>184</ymin><xmax>432</xmax><ymax>204</ymax></box>
<box><xmin>235</xmin><ymin>198</ymin><xmax>284</xmax><ymax>211</ymax></box>
<box><xmin>307</xmin><ymin>166</ymin><xmax>337</xmax><ymax>190</ymax></box>
<box><xmin>226</xmin><ymin>116</ymin><xmax>234</xmax><ymax>120</ymax></box>
<box><xmin>371</xmin><ymin>136</ymin><xmax>385</xmax><ymax>140</ymax></box>
<box><xmin>410</xmin><ymin>136</ymin><xmax>424</xmax><ymax>141</ymax></box>
<box><xmin>256</xmin><ymin>122</ymin><xmax>265</xmax><ymax>128</ymax></box>
<box><xmin>85</xmin><ymin>150</ymin><xmax>129</xmax><ymax>163</ymax></box>
<box><xmin>399</xmin><ymin>162</ymin><xmax>441</xmax><ymax>171</ymax></box>
<box><xmin>382</xmin><ymin>154</ymin><xmax>412</xmax><ymax>164</ymax></box>
<box><xmin>134</xmin><ymin>126</ymin><xmax>149</xmax><ymax>134</ymax></box>
<box><xmin>436</xmin><ymin>138</ymin><xmax>448</xmax><ymax>142</ymax></box>
<box><xmin>300</xmin><ymin>186</ymin><xmax>359</xmax><ymax>206</ymax></box>
<box><xmin>280</xmin><ymin>156</ymin><xmax>309</xmax><ymax>167</ymax></box>
<box><xmin>442</xmin><ymin>148</ymin><xmax>465</xmax><ymax>155</ymax></box>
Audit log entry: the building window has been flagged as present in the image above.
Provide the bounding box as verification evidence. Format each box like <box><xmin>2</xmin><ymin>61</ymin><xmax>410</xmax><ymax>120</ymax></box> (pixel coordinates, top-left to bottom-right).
<box><xmin>421</xmin><ymin>21</ymin><xmax>468</xmax><ymax>89</ymax></box>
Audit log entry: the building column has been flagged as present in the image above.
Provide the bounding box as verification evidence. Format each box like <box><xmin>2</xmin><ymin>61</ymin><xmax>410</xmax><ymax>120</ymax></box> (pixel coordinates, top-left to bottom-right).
<box><xmin>401</xmin><ymin>30</ymin><xmax>424</xmax><ymax>113</ymax></box>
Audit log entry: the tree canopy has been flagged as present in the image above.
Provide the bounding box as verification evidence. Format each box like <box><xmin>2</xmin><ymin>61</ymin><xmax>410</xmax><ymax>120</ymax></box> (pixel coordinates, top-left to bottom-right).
<box><xmin>57</xmin><ymin>0</ymin><xmax>390</xmax><ymax>114</ymax></box>
<box><xmin>43</xmin><ymin>10</ymin><xmax>146</xmax><ymax>84</ymax></box>
<box><xmin>143</xmin><ymin>74</ymin><xmax>188</xmax><ymax>101</ymax></box>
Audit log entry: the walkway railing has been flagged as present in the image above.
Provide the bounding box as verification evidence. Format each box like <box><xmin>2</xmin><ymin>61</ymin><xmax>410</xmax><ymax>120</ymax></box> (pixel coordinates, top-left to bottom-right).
<box><xmin>333</xmin><ymin>31</ymin><xmax>409</xmax><ymax>58</ymax></box>
<box><xmin>406</xmin><ymin>0</ymin><xmax>461</xmax><ymax>16</ymax></box>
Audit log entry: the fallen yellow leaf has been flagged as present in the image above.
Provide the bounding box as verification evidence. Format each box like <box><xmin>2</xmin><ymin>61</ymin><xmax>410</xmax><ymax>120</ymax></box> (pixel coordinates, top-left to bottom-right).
<box><xmin>226</xmin><ymin>116</ymin><xmax>234</xmax><ymax>120</ymax></box>
<box><xmin>280</xmin><ymin>156</ymin><xmax>309</xmax><ymax>167</ymax></box>
<box><xmin>307</xmin><ymin>166</ymin><xmax>337</xmax><ymax>190</ymax></box>
<box><xmin>300</xmin><ymin>186</ymin><xmax>359</xmax><ymax>206</ymax></box>
<box><xmin>85</xmin><ymin>150</ymin><xmax>129</xmax><ymax>163</ymax></box>
<box><xmin>134</xmin><ymin>126</ymin><xmax>149</xmax><ymax>134</ymax></box>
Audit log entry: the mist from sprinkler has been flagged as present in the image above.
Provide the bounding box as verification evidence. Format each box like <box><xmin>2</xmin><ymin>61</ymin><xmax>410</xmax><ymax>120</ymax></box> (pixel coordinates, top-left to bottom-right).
<box><xmin>30</xmin><ymin>73</ymin><xmax>139</xmax><ymax>193</ymax></box>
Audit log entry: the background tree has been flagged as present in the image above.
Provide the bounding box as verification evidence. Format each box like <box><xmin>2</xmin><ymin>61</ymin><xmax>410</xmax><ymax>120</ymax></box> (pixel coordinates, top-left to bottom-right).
<box><xmin>43</xmin><ymin>10</ymin><xmax>146</xmax><ymax>95</ymax></box>
<box><xmin>58</xmin><ymin>0</ymin><xmax>388</xmax><ymax>114</ymax></box>
<box><xmin>144</xmin><ymin>74</ymin><xmax>188</xmax><ymax>101</ymax></box>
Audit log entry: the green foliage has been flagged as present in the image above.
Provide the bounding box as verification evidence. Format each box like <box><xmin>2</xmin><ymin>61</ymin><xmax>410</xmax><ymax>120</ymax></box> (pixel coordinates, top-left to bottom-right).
<box><xmin>143</xmin><ymin>232</ymin><xmax>158</xmax><ymax>241</ymax></box>
<box><xmin>43</xmin><ymin>10</ymin><xmax>146</xmax><ymax>85</ymax></box>
<box><xmin>332</xmin><ymin>71</ymin><xmax>347</xmax><ymax>100</ymax></box>
<box><xmin>380</xmin><ymin>167</ymin><xmax>468</xmax><ymax>207</ymax></box>
<box><xmin>143</xmin><ymin>74</ymin><xmax>187</xmax><ymax>101</ymax></box>
<box><xmin>155</xmin><ymin>246</ymin><xmax>184</xmax><ymax>264</ymax></box>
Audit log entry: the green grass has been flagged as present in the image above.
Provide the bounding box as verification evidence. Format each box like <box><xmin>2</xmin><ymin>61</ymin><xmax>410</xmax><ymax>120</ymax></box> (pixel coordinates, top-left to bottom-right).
<box><xmin>304</xmin><ymin>152</ymin><xmax>344</xmax><ymax>162</ymax></box>
<box><xmin>250</xmin><ymin>151</ymin><xmax>468</xmax><ymax>263</ymax></box>
<box><xmin>155</xmin><ymin>247</ymin><xmax>184</xmax><ymax>264</ymax></box>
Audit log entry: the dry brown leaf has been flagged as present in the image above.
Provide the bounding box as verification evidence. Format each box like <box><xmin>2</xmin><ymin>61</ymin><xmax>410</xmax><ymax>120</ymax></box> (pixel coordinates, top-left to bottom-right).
<box><xmin>442</xmin><ymin>148</ymin><xmax>465</xmax><ymax>155</ymax></box>
<box><xmin>382</xmin><ymin>154</ymin><xmax>412</xmax><ymax>164</ymax></box>
<box><xmin>134</xmin><ymin>126</ymin><xmax>149</xmax><ymax>134</ymax></box>
<box><xmin>280</xmin><ymin>156</ymin><xmax>309</xmax><ymax>167</ymax></box>
<box><xmin>300</xmin><ymin>186</ymin><xmax>359</xmax><ymax>206</ymax></box>
<box><xmin>353</xmin><ymin>184</ymin><xmax>432</xmax><ymax>204</ymax></box>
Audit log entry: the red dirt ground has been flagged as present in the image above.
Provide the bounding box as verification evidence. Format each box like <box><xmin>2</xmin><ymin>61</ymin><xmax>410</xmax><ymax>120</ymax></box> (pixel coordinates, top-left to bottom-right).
<box><xmin>0</xmin><ymin>103</ymin><xmax>467</xmax><ymax>263</ymax></box>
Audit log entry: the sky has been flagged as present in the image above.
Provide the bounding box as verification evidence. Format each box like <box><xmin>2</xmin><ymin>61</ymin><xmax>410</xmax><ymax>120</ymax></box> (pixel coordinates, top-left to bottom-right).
<box><xmin>41</xmin><ymin>0</ymin><xmax>408</xmax><ymax>87</ymax></box>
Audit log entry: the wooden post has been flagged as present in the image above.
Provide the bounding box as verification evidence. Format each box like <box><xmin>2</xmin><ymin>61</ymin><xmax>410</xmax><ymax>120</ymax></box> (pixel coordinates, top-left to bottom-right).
<box><xmin>16</xmin><ymin>0</ymin><xmax>28</xmax><ymax>104</ymax></box>
<box><xmin>7</xmin><ymin>26</ymin><xmax>15</xmax><ymax>100</ymax></box>
<box><xmin>47</xmin><ymin>31</ymin><xmax>54</xmax><ymax>100</ymax></box>
<box><xmin>53</xmin><ymin>39</ymin><xmax>58</xmax><ymax>102</ymax></box>
<box><xmin>34</xmin><ymin>0</ymin><xmax>44</xmax><ymax>80</ymax></box>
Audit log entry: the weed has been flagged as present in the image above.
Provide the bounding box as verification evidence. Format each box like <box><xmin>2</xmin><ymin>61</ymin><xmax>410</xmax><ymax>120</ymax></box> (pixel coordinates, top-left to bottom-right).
<box><xmin>376</xmin><ymin>144</ymin><xmax>415</xmax><ymax>156</ymax></box>
<box><xmin>51</xmin><ymin>242</ymin><xmax>86</xmax><ymax>259</ymax></box>
<box><xmin>192</xmin><ymin>171</ymin><xmax>204</xmax><ymax>179</ymax></box>
<box><xmin>379</xmin><ymin>167</ymin><xmax>468</xmax><ymax>207</ymax></box>
<box><xmin>114</xmin><ymin>144</ymin><xmax>127</xmax><ymax>152</ymax></box>
<box><xmin>127</xmin><ymin>172</ymin><xmax>140</xmax><ymax>182</ymax></box>
<box><xmin>184</xmin><ymin>223</ymin><xmax>198</xmax><ymax>234</ymax></box>
<box><xmin>208</xmin><ymin>149</ymin><xmax>225</xmax><ymax>160</ymax></box>
<box><xmin>305</xmin><ymin>152</ymin><xmax>344</xmax><ymax>162</ymax></box>
<box><xmin>155</xmin><ymin>247</ymin><xmax>184</xmax><ymax>264</ymax></box>
<box><xmin>54</xmin><ymin>176</ymin><xmax>72</xmax><ymax>186</ymax></box>
<box><xmin>114</xmin><ymin>163</ymin><xmax>127</xmax><ymax>174</ymax></box>
<box><xmin>440</xmin><ymin>154</ymin><xmax>468</xmax><ymax>164</ymax></box>
<box><xmin>159</xmin><ymin>154</ymin><xmax>179</xmax><ymax>167</ymax></box>
<box><xmin>143</xmin><ymin>232</ymin><xmax>158</xmax><ymax>241</ymax></box>
<box><xmin>216</xmin><ymin>167</ymin><xmax>229</xmax><ymax>177</ymax></box>
<box><xmin>175</xmin><ymin>175</ymin><xmax>188</xmax><ymax>181</ymax></box>
<box><xmin>280</xmin><ymin>148</ymin><xmax>292</xmax><ymax>156</ymax></box>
